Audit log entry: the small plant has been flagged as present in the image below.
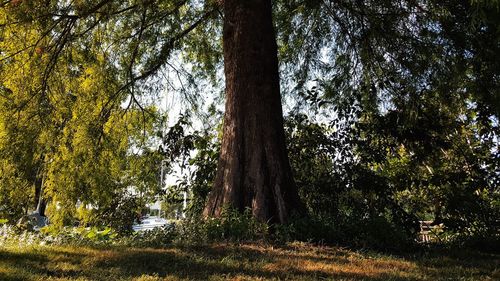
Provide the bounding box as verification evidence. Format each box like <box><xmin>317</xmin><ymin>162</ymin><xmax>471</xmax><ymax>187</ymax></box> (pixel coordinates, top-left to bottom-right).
<box><xmin>85</xmin><ymin>227</ymin><xmax>118</xmax><ymax>242</ymax></box>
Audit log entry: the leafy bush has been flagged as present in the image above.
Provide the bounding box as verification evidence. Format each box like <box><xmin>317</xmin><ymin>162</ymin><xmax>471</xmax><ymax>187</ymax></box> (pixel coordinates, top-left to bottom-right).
<box><xmin>118</xmin><ymin>225</ymin><xmax>177</xmax><ymax>247</ymax></box>
<box><xmin>203</xmin><ymin>207</ymin><xmax>268</xmax><ymax>242</ymax></box>
<box><xmin>89</xmin><ymin>196</ymin><xmax>142</xmax><ymax>235</ymax></box>
<box><xmin>272</xmin><ymin>214</ymin><xmax>415</xmax><ymax>252</ymax></box>
<box><xmin>172</xmin><ymin>208</ymin><xmax>269</xmax><ymax>244</ymax></box>
<box><xmin>35</xmin><ymin>226</ymin><xmax>118</xmax><ymax>246</ymax></box>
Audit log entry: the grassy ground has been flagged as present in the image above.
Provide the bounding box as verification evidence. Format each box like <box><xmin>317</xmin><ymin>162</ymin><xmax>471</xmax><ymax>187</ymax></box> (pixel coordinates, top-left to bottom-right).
<box><xmin>0</xmin><ymin>242</ymin><xmax>498</xmax><ymax>281</ymax></box>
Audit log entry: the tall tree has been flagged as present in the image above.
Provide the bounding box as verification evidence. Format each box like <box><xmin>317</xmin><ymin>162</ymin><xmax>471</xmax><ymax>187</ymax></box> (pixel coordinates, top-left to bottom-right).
<box><xmin>202</xmin><ymin>0</ymin><xmax>304</xmax><ymax>223</ymax></box>
<box><xmin>1</xmin><ymin>0</ymin><xmax>306</xmax><ymax>224</ymax></box>
<box><xmin>2</xmin><ymin>0</ymin><xmax>498</xmax><ymax>225</ymax></box>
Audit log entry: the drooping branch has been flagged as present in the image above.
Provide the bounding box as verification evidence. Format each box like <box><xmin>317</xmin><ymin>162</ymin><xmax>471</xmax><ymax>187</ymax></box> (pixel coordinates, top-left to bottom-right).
<box><xmin>3</xmin><ymin>0</ymin><xmax>217</xmax><ymax>121</ymax></box>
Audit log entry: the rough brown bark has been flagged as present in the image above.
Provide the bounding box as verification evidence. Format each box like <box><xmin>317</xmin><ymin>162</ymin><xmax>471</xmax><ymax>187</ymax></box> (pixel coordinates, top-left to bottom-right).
<box><xmin>203</xmin><ymin>0</ymin><xmax>305</xmax><ymax>223</ymax></box>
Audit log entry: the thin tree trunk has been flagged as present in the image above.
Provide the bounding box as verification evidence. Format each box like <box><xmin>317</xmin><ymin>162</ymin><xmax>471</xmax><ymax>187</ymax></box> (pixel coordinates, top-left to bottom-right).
<box><xmin>203</xmin><ymin>0</ymin><xmax>305</xmax><ymax>223</ymax></box>
<box><xmin>34</xmin><ymin>176</ymin><xmax>42</xmax><ymax>211</ymax></box>
<box><xmin>34</xmin><ymin>176</ymin><xmax>46</xmax><ymax>216</ymax></box>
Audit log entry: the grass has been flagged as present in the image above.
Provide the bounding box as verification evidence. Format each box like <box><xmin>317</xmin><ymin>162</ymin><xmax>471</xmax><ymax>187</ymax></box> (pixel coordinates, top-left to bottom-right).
<box><xmin>0</xmin><ymin>242</ymin><xmax>498</xmax><ymax>280</ymax></box>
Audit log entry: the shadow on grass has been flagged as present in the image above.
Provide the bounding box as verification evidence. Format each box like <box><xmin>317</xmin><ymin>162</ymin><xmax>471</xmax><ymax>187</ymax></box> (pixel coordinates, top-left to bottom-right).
<box><xmin>0</xmin><ymin>247</ymin><xmax>89</xmax><ymax>280</ymax></box>
<box><xmin>0</xmin><ymin>244</ymin><xmax>498</xmax><ymax>280</ymax></box>
<box><xmin>407</xmin><ymin>248</ymin><xmax>500</xmax><ymax>280</ymax></box>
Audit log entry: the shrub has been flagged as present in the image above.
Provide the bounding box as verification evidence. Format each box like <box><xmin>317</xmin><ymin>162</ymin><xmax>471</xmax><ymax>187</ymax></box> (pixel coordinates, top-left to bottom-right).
<box><xmin>117</xmin><ymin>225</ymin><xmax>177</xmax><ymax>247</ymax></box>
<box><xmin>273</xmin><ymin>214</ymin><xmax>416</xmax><ymax>252</ymax></box>
<box><xmin>171</xmin><ymin>208</ymin><xmax>269</xmax><ymax>244</ymax></box>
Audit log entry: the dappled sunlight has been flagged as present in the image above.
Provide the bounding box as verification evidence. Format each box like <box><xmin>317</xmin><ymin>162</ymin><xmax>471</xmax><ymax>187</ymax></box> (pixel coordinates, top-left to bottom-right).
<box><xmin>2</xmin><ymin>243</ymin><xmax>497</xmax><ymax>280</ymax></box>
<box><xmin>259</xmin><ymin>245</ymin><xmax>418</xmax><ymax>280</ymax></box>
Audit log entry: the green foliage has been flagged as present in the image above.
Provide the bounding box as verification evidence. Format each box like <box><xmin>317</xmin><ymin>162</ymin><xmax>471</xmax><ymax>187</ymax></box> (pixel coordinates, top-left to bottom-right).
<box><xmin>170</xmin><ymin>208</ymin><xmax>268</xmax><ymax>244</ymax></box>
<box><xmin>201</xmin><ymin>207</ymin><xmax>269</xmax><ymax>242</ymax></box>
<box><xmin>85</xmin><ymin>196</ymin><xmax>143</xmax><ymax>235</ymax></box>
<box><xmin>273</xmin><ymin>214</ymin><xmax>415</xmax><ymax>252</ymax></box>
<box><xmin>1</xmin><ymin>210</ymin><xmax>267</xmax><ymax>248</ymax></box>
<box><xmin>45</xmin><ymin>202</ymin><xmax>76</xmax><ymax>229</ymax></box>
<box><xmin>0</xmin><ymin>224</ymin><xmax>117</xmax><ymax>247</ymax></box>
<box><xmin>37</xmin><ymin>226</ymin><xmax>118</xmax><ymax>245</ymax></box>
<box><xmin>118</xmin><ymin>225</ymin><xmax>178</xmax><ymax>248</ymax></box>
<box><xmin>282</xmin><ymin>110</ymin><xmax>418</xmax><ymax>248</ymax></box>
<box><xmin>0</xmin><ymin>3</ymin><xmax>166</xmax><ymax>229</ymax></box>
<box><xmin>0</xmin><ymin>161</ymin><xmax>32</xmax><ymax>221</ymax></box>
<box><xmin>353</xmin><ymin>87</ymin><xmax>499</xmax><ymax>239</ymax></box>
<box><xmin>160</xmin><ymin>114</ymin><xmax>221</xmax><ymax>218</ymax></box>
<box><xmin>84</xmin><ymin>227</ymin><xmax>118</xmax><ymax>242</ymax></box>
<box><xmin>185</xmin><ymin>131</ymin><xmax>220</xmax><ymax>216</ymax></box>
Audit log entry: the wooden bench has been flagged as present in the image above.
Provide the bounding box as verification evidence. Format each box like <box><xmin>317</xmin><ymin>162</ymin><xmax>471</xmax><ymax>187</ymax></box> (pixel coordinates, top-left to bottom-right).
<box><xmin>418</xmin><ymin>220</ymin><xmax>443</xmax><ymax>243</ymax></box>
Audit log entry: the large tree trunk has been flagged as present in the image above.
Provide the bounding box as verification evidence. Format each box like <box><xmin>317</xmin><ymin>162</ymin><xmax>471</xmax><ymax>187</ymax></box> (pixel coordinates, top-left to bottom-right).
<box><xmin>203</xmin><ymin>0</ymin><xmax>305</xmax><ymax>223</ymax></box>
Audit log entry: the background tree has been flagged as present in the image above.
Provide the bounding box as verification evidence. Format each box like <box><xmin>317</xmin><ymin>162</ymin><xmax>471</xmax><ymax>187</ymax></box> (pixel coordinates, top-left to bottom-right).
<box><xmin>0</xmin><ymin>9</ymin><xmax>164</xmax><ymax>229</ymax></box>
